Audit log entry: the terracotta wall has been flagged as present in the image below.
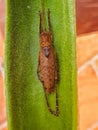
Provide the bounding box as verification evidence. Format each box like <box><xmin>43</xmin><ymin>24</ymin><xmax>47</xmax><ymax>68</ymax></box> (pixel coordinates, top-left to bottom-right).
<box><xmin>76</xmin><ymin>0</ymin><xmax>98</xmax><ymax>35</ymax></box>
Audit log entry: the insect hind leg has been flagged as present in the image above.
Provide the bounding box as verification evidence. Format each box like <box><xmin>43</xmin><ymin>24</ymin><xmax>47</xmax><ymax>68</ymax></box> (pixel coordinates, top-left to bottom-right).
<box><xmin>55</xmin><ymin>85</ymin><xmax>59</xmax><ymax>116</ymax></box>
<box><xmin>44</xmin><ymin>87</ymin><xmax>59</xmax><ymax>116</ymax></box>
<box><xmin>39</xmin><ymin>11</ymin><xmax>43</xmax><ymax>34</ymax></box>
<box><xmin>47</xmin><ymin>9</ymin><xmax>51</xmax><ymax>32</ymax></box>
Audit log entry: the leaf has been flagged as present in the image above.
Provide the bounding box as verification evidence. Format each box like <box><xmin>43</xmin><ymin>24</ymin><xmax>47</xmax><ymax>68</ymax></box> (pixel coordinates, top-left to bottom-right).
<box><xmin>5</xmin><ymin>0</ymin><xmax>77</xmax><ymax>130</ymax></box>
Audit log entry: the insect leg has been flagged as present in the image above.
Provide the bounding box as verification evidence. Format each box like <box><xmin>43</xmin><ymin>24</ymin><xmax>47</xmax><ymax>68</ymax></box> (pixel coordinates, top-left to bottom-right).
<box><xmin>43</xmin><ymin>88</ymin><xmax>59</xmax><ymax>116</ymax></box>
<box><xmin>55</xmin><ymin>85</ymin><xmax>59</xmax><ymax>116</ymax></box>
<box><xmin>44</xmin><ymin>88</ymin><xmax>55</xmax><ymax>114</ymax></box>
<box><xmin>55</xmin><ymin>58</ymin><xmax>59</xmax><ymax>83</ymax></box>
<box><xmin>47</xmin><ymin>9</ymin><xmax>51</xmax><ymax>32</ymax></box>
<box><xmin>37</xmin><ymin>53</ymin><xmax>42</xmax><ymax>81</ymax></box>
<box><xmin>39</xmin><ymin>11</ymin><xmax>43</xmax><ymax>34</ymax></box>
<box><xmin>37</xmin><ymin>66</ymin><xmax>41</xmax><ymax>81</ymax></box>
<box><xmin>54</xmin><ymin>55</ymin><xmax>59</xmax><ymax>115</ymax></box>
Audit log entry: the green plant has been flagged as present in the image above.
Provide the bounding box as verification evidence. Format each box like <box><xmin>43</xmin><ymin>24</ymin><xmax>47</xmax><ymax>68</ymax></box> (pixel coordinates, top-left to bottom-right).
<box><xmin>5</xmin><ymin>0</ymin><xmax>77</xmax><ymax>130</ymax></box>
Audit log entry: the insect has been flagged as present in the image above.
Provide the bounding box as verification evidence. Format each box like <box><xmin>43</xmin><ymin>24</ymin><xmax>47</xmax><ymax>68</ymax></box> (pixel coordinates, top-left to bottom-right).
<box><xmin>37</xmin><ymin>9</ymin><xmax>59</xmax><ymax>116</ymax></box>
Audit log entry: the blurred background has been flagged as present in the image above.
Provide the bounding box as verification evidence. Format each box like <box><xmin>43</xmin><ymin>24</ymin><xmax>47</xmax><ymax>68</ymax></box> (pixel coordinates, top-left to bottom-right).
<box><xmin>0</xmin><ymin>0</ymin><xmax>98</xmax><ymax>130</ymax></box>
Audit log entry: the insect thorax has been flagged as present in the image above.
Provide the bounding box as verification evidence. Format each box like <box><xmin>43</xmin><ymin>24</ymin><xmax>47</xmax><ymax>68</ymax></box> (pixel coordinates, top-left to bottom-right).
<box><xmin>40</xmin><ymin>31</ymin><xmax>52</xmax><ymax>47</ymax></box>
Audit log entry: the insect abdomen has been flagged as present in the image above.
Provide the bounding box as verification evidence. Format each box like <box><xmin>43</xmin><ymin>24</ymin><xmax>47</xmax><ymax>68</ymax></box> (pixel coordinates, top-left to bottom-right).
<box><xmin>39</xmin><ymin>49</ymin><xmax>56</xmax><ymax>93</ymax></box>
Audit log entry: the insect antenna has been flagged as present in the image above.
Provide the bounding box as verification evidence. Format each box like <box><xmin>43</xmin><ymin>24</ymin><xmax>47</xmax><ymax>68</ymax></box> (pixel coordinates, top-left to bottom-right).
<box><xmin>47</xmin><ymin>9</ymin><xmax>52</xmax><ymax>32</ymax></box>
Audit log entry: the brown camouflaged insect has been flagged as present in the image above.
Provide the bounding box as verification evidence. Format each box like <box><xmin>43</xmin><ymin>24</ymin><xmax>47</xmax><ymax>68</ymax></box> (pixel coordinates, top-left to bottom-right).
<box><xmin>37</xmin><ymin>9</ymin><xmax>59</xmax><ymax>116</ymax></box>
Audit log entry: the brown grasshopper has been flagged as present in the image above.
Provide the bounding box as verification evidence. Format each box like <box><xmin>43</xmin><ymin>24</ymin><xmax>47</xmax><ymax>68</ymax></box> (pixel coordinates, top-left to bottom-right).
<box><xmin>37</xmin><ymin>9</ymin><xmax>59</xmax><ymax>116</ymax></box>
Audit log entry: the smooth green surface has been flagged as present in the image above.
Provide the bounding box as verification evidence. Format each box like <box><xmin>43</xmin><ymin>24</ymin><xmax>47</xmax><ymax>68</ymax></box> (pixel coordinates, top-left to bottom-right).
<box><xmin>5</xmin><ymin>0</ymin><xmax>77</xmax><ymax>130</ymax></box>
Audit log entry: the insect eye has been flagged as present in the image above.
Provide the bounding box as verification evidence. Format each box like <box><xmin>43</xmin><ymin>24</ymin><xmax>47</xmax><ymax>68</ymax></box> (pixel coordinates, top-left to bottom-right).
<box><xmin>48</xmin><ymin>47</ymin><xmax>50</xmax><ymax>51</ymax></box>
<box><xmin>43</xmin><ymin>46</ymin><xmax>50</xmax><ymax>50</ymax></box>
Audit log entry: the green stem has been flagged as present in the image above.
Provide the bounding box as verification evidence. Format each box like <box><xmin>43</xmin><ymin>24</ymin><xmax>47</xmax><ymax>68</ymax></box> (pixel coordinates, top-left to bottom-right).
<box><xmin>5</xmin><ymin>0</ymin><xmax>77</xmax><ymax>130</ymax></box>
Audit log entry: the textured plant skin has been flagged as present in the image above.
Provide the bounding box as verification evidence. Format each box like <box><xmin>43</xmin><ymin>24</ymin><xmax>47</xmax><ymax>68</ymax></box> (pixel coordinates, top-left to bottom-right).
<box><xmin>5</xmin><ymin>0</ymin><xmax>77</xmax><ymax>130</ymax></box>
